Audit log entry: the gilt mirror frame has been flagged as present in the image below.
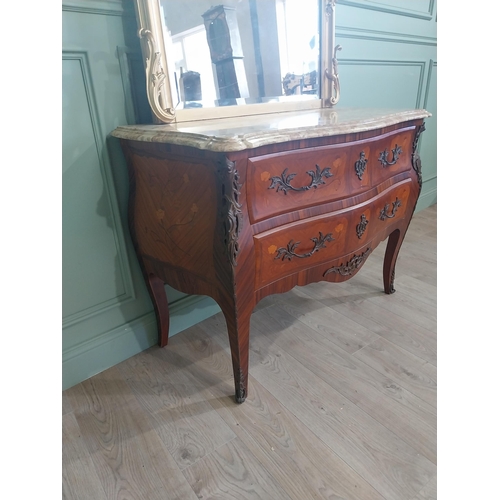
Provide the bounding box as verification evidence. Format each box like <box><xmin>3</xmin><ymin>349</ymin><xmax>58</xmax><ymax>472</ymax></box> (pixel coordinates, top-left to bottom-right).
<box><xmin>133</xmin><ymin>0</ymin><xmax>341</xmax><ymax>124</ymax></box>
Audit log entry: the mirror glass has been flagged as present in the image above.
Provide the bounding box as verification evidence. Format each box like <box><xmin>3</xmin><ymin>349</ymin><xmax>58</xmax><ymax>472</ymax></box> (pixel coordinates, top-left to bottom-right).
<box><xmin>159</xmin><ymin>0</ymin><xmax>320</xmax><ymax>110</ymax></box>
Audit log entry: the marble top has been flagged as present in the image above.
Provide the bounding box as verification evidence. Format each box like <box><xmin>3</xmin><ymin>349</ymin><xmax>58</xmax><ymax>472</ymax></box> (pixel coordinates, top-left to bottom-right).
<box><xmin>111</xmin><ymin>107</ymin><xmax>431</xmax><ymax>152</ymax></box>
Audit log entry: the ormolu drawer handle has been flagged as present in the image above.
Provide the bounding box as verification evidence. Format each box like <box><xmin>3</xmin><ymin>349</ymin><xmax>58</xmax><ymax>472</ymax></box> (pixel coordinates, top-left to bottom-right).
<box><xmin>275</xmin><ymin>232</ymin><xmax>334</xmax><ymax>261</ymax></box>
<box><xmin>379</xmin><ymin>197</ymin><xmax>402</xmax><ymax>221</ymax></box>
<box><xmin>356</xmin><ymin>214</ymin><xmax>369</xmax><ymax>238</ymax></box>
<box><xmin>355</xmin><ymin>151</ymin><xmax>368</xmax><ymax>180</ymax></box>
<box><xmin>323</xmin><ymin>248</ymin><xmax>371</xmax><ymax>277</ymax></box>
<box><xmin>378</xmin><ymin>145</ymin><xmax>402</xmax><ymax>167</ymax></box>
<box><xmin>269</xmin><ymin>164</ymin><xmax>333</xmax><ymax>195</ymax></box>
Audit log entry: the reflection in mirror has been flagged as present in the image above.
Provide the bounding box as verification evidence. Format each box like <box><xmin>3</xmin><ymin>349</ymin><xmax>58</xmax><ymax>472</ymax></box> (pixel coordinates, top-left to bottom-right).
<box><xmin>160</xmin><ymin>0</ymin><xmax>320</xmax><ymax>109</ymax></box>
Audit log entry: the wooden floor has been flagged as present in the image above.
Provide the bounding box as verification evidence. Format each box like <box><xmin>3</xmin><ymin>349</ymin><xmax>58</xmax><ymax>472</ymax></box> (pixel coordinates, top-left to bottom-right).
<box><xmin>63</xmin><ymin>204</ymin><xmax>437</xmax><ymax>500</ymax></box>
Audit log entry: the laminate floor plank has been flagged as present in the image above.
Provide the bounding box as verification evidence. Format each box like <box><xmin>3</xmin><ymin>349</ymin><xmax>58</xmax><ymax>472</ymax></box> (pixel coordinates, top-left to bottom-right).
<box><xmin>166</xmin><ymin>325</ymin><xmax>387</xmax><ymax>500</ymax></box>
<box><xmin>253</xmin><ymin>292</ymin><xmax>285</xmax><ymax>312</ymax></box>
<box><xmin>274</xmin><ymin>288</ymin><xmax>381</xmax><ymax>354</ymax></box>
<box><xmin>410</xmin><ymin>475</ymin><xmax>437</xmax><ymax>500</ymax></box>
<box><xmin>391</xmin><ymin>258</ymin><xmax>437</xmax><ymax>287</ymax></box>
<box><xmin>304</xmin><ymin>266</ymin><xmax>436</xmax><ymax>335</ymax></box>
<box><xmin>403</xmin><ymin>221</ymin><xmax>436</xmax><ymax>240</ymax></box>
<box><xmin>297</xmin><ymin>278</ymin><xmax>384</xmax><ymax>309</ymax></box>
<box><xmin>197</xmin><ymin>313</ymin><xmax>436</xmax><ymax>499</ymax></box>
<box><xmin>62</xmin><ymin>412</ymin><xmax>109</xmax><ymax>500</ymax></box>
<box><xmin>65</xmin><ymin>365</ymin><xmax>138</xmax><ymax>414</ymax></box>
<box><xmin>401</xmin><ymin>229</ymin><xmax>437</xmax><ymax>253</ymax></box>
<box><xmin>206</xmin><ymin>306</ymin><xmax>435</xmax><ymax>424</ymax></box>
<box><xmin>243</xmin><ymin>307</ymin><xmax>436</xmax><ymax>464</ymax></box>
<box><xmin>297</xmin><ymin>242</ymin><xmax>392</xmax><ymax>303</ymax></box>
<box><xmin>244</xmin><ymin>322</ymin><xmax>436</xmax><ymax>499</ymax></box>
<box><xmin>365</xmin><ymin>245</ymin><xmax>437</xmax><ymax>288</ymax></box>
<box><xmin>307</xmin><ymin>271</ymin><xmax>436</xmax><ymax>366</ymax></box>
<box><xmin>404</xmin><ymin>208</ymin><xmax>436</xmax><ymax>233</ymax></box>
<box><xmin>351</xmin><ymin>246</ymin><xmax>436</xmax><ymax>301</ymax></box>
<box><xmin>63</xmin><ymin>391</ymin><xmax>73</xmax><ymax>416</ymax></box>
<box><xmin>331</xmin><ymin>298</ymin><xmax>437</xmax><ymax>366</ymax></box>
<box><xmin>392</xmin><ymin>268</ymin><xmax>436</xmax><ymax>289</ymax></box>
<box><xmin>182</xmin><ymin>438</ymin><xmax>293</xmax><ymax>500</ymax></box>
<box><xmin>360</xmin><ymin>266</ymin><xmax>437</xmax><ymax>309</ymax></box>
<box><xmin>117</xmin><ymin>349</ymin><xmax>237</xmax><ymax>470</ymax></box>
<box><xmin>66</xmin><ymin>367</ymin><xmax>199</xmax><ymax>500</ymax></box>
<box><xmin>353</xmin><ymin>338</ymin><xmax>437</xmax><ymax>409</ymax></box>
<box><xmin>212</xmin><ymin>378</ymin><xmax>387</xmax><ymax>500</ymax></box>
<box><xmin>368</xmin><ymin>291</ymin><xmax>437</xmax><ymax>333</ymax></box>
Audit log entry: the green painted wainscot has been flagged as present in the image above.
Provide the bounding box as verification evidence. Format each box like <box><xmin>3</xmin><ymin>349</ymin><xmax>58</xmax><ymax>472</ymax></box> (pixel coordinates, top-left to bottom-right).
<box><xmin>62</xmin><ymin>0</ymin><xmax>437</xmax><ymax>389</ymax></box>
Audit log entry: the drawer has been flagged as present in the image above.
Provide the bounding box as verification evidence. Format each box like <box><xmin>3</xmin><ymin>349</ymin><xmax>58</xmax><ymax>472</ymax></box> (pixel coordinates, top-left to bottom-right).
<box><xmin>253</xmin><ymin>179</ymin><xmax>411</xmax><ymax>289</ymax></box>
<box><xmin>247</xmin><ymin>127</ymin><xmax>415</xmax><ymax>224</ymax></box>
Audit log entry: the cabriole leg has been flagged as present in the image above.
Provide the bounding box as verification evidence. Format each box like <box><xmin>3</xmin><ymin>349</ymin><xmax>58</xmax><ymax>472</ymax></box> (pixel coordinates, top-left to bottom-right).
<box><xmin>221</xmin><ymin>307</ymin><xmax>251</xmax><ymax>404</ymax></box>
<box><xmin>146</xmin><ymin>274</ymin><xmax>170</xmax><ymax>347</ymax></box>
<box><xmin>383</xmin><ymin>228</ymin><xmax>404</xmax><ymax>294</ymax></box>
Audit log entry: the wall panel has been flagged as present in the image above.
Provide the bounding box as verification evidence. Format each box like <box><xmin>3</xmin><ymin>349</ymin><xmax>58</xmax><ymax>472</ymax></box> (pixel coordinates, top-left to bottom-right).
<box><xmin>62</xmin><ymin>52</ymin><xmax>134</xmax><ymax>326</ymax></box>
<box><xmin>338</xmin><ymin>0</ymin><xmax>435</xmax><ymax>20</ymax></box>
<box><xmin>335</xmin><ymin>0</ymin><xmax>437</xmax><ymax>210</ymax></box>
<box><xmin>338</xmin><ymin>59</ymin><xmax>426</xmax><ymax>109</ymax></box>
<box><xmin>62</xmin><ymin>0</ymin><xmax>220</xmax><ymax>389</ymax></box>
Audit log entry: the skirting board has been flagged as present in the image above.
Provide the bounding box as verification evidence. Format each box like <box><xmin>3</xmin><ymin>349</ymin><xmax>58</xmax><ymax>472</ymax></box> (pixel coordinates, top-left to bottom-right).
<box><xmin>416</xmin><ymin>185</ymin><xmax>437</xmax><ymax>213</ymax></box>
<box><xmin>62</xmin><ymin>294</ymin><xmax>221</xmax><ymax>390</ymax></box>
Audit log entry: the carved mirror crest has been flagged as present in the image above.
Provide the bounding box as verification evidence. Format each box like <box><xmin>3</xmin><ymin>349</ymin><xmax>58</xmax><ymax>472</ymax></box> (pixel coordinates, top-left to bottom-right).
<box><xmin>133</xmin><ymin>0</ymin><xmax>341</xmax><ymax>123</ymax></box>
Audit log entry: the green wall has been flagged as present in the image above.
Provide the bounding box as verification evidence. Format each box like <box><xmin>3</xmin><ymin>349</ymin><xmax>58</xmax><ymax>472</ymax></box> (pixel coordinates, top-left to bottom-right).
<box><xmin>335</xmin><ymin>0</ymin><xmax>437</xmax><ymax>210</ymax></box>
<box><xmin>62</xmin><ymin>0</ymin><xmax>437</xmax><ymax>389</ymax></box>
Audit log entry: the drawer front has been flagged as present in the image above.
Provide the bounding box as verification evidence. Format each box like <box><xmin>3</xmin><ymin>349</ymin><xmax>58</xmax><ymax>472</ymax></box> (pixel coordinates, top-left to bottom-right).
<box><xmin>253</xmin><ymin>180</ymin><xmax>412</xmax><ymax>289</ymax></box>
<box><xmin>247</xmin><ymin>127</ymin><xmax>415</xmax><ymax>224</ymax></box>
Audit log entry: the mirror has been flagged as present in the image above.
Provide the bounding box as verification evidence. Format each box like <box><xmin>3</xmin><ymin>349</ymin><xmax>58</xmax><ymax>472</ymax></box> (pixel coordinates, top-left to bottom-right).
<box><xmin>133</xmin><ymin>0</ymin><xmax>340</xmax><ymax>123</ymax></box>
